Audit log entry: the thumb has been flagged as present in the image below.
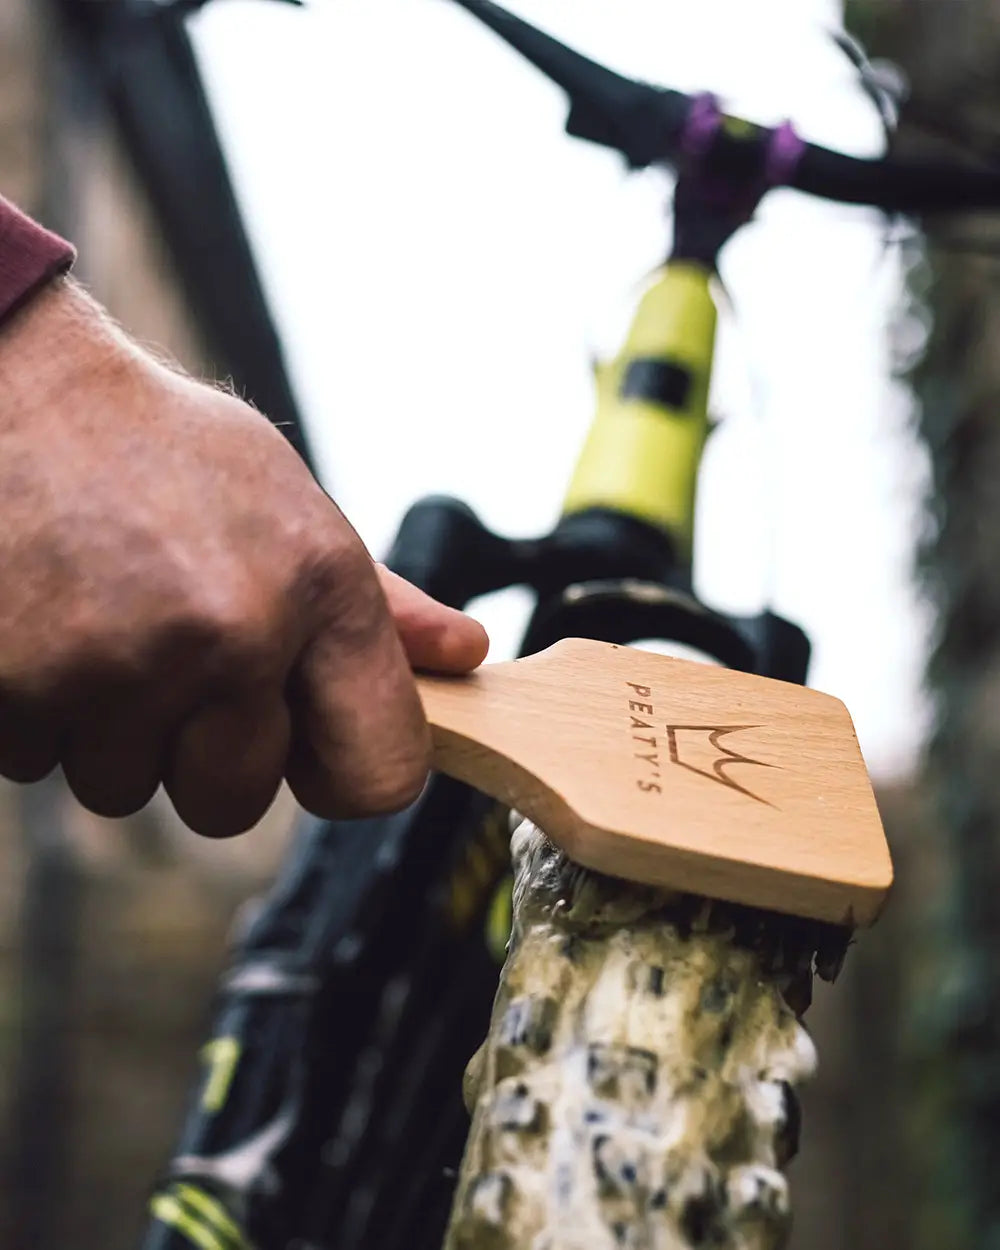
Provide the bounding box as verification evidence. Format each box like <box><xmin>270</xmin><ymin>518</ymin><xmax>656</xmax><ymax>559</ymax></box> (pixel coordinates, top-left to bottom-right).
<box><xmin>376</xmin><ymin>565</ymin><xmax>489</xmax><ymax>674</ymax></box>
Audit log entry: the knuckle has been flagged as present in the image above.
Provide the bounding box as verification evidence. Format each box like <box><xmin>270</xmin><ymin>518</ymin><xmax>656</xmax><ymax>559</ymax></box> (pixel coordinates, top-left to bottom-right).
<box><xmin>14</xmin><ymin>628</ymin><xmax>142</xmax><ymax>705</ymax></box>
<box><xmin>289</xmin><ymin>729</ymin><xmax>431</xmax><ymax>821</ymax></box>
<box><xmin>308</xmin><ymin>547</ymin><xmax>388</xmax><ymax>643</ymax></box>
<box><xmin>165</xmin><ymin>585</ymin><xmax>277</xmax><ymax>684</ymax></box>
<box><xmin>72</xmin><ymin>632</ymin><xmax>143</xmax><ymax>685</ymax></box>
<box><xmin>351</xmin><ymin>743</ymin><xmax>431</xmax><ymax>815</ymax></box>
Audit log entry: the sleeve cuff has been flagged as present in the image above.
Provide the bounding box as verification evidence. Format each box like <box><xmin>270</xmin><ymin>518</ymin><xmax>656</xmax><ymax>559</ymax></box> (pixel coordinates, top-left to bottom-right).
<box><xmin>0</xmin><ymin>194</ymin><xmax>76</xmax><ymax>326</ymax></box>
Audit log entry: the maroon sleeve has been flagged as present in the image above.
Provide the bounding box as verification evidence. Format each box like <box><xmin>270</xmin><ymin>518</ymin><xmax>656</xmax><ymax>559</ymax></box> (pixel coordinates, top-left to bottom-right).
<box><xmin>0</xmin><ymin>194</ymin><xmax>76</xmax><ymax>326</ymax></box>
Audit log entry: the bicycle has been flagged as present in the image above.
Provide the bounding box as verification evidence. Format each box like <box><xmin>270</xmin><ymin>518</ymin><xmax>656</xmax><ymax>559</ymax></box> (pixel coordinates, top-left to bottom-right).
<box><xmin>138</xmin><ymin>3</ymin><xmax>1000</xmax><ymax>1248</ymax></box>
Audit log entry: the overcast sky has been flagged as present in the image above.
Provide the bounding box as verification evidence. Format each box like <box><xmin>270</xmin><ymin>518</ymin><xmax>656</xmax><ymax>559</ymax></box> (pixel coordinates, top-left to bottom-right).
<box><xmin>189</xmin><ymin>0</ymin><xmax>932</xmax><ymax>780</ymax></box>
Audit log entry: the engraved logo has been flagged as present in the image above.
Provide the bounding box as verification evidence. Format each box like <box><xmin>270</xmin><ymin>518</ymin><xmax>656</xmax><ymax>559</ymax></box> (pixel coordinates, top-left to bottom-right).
<box><xmin>626</xmin><ymin>682</ymin><xmax>663</xmax><ymax>795</ymax></box>
<box><xmin>665</xmin><ymin>725</ymin><xmax>776</xmax><ymax>807</ymax></box>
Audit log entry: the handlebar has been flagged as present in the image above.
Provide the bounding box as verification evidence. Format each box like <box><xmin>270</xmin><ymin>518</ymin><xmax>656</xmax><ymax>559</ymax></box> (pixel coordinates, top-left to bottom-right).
<box><xmin>453</xmin><ymin>0</ymin><xmax>1000</xmax><ymax>214</ymax></box>
<box><xmin>792</xmin><ymin>144</ymin><xmax>1000</xmax><ymax>212</ymax></box>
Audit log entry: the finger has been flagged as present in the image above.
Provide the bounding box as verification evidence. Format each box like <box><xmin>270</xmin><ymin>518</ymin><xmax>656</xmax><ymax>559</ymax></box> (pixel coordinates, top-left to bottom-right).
<box><xmin>62</xmin><ymin>711</ymin><xmax>163</xmax><ymax>818</ymax></box>
<box><xmin>165</xmin><ymin>693</ymin><xmax>290</xmax><ymax>837</ymax></box>
<box><xmin>285</xmin><ymin>571</ymin><xmax>431</xmax><ymax>820</ymax></box>
<box><xmin>375</xmin><ymin>565</ymin><xmax>489</xmax><ymax>673</ymax></box>
<box><xmin>52</xmin><ymin>628</ymin><xmax>247</xmax><ymax>820</ymax></box>
<box><xmin>0</xmin><ymin>700</ymin><xmax>59</xmax><ymax>784</ymax></box>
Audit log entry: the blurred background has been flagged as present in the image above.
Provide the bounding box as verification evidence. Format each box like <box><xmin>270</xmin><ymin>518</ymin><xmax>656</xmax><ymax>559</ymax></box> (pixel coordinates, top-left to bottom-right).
<box><xmin>1</xmin><ymin>0</ymin><xmax>999</xmax><ymax>1246</ymax></box>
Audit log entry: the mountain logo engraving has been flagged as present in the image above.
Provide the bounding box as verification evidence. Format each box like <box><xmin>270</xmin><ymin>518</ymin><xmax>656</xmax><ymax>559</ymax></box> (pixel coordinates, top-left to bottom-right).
<box><xmin>665</xmin><ymin>725</ymin><xmax>777</xmax><ymax>807</ymax></box>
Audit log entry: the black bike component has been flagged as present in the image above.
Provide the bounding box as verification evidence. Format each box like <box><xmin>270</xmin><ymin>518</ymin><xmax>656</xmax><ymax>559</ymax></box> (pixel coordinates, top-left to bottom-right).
<box><xmin>671</xmin><ymin>161</ymin><xmax>770</xmax><ymax>269</ymax></box>
<box><xmin>48</xmin><ymin>0</ymin><xmax>314</xmax><ymax>468</ymax></box>
<box><xmin>734</xmin><ymin>607</ymin><xmax>813</xmax><ymax>688</ymax></box>
<box><xmin>621</xmin><ymin>358</ymin><xmax>694</xmax><ymax>408</ymax></box>
<box><xmin>521</xmin><ymin>580</ymin><xmax>756</xmax><ymax>669</ymax></box>
<box><xmin>302</xmin><ymin>928</ymin><xmax>503</xmax><ymax>1250</ymax></box>
<box><xmin>143</xmin><ymin>780</ymin><xmax>504</xmax><ymax>1249</ymax></box>
<box><xmin>452</xmin><ymin>0</ymin><xmax>1000</xmax><ymax>214</ymax></box>
<box><xmin>166</xmin><ymin>0</ymin><xmax>302</xmax><ymax>14</ymax></box>
<box><xmin>388</xmin><ymin>497</ymin><xmax>807</xmax><ymax>681</ymax></box>
<box><xmin>387</xmin><ymin>497</ymin><xmax>686</xmax><ymax>607</ymax></box>
<box><xmin>791</xmin><ymin>144</ymin><xmax>1000</xmax><ymax>211</ymax></box>
<box><xmin>452</xmin><ymin>0</ymin><xmax>689</xmax><ymax>169</ymax></box>
<box><xmin>520</xmin><ymin>580</ymin><xmax>811</xmax><ymax>685</ymax></box>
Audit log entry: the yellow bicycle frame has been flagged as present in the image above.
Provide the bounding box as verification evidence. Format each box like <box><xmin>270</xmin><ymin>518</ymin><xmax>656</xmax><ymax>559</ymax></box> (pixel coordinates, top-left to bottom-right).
<box><xmin>561</xmin><ymin>260</ymin><xmax>716</xmax><ymax>566</ymax></box>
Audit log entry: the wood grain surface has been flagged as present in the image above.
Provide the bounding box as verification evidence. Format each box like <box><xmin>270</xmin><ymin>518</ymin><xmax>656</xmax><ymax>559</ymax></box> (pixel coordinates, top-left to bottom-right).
<box><xmin>417</xmin><ymin>638</ymin><xmax>892</xmax><ymax>926</ymax></box>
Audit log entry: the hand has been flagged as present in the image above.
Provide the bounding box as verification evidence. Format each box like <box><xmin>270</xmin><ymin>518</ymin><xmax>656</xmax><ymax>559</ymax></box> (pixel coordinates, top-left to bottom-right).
<box><xmin>0</xmin><ymin>278</ymin><xmax>488</xmax><ymax>835</ymax></box>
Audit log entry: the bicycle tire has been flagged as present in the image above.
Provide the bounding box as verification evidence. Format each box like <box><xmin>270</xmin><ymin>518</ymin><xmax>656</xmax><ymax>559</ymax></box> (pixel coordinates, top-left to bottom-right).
<box><xmin>444</xmin><ymin>816</ymin><xmax>846</xmax><ymax>1250</ymax></box>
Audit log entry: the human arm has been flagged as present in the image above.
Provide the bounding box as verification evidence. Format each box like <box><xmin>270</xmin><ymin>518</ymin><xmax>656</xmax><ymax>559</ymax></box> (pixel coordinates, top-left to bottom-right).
<box><xmin>0</xmin><ymin>251</ymin><xmax>488</xmax><ymax>836</ymax></box>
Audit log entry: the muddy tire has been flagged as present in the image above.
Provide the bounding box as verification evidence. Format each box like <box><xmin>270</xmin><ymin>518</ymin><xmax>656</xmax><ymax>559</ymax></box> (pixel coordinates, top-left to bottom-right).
<box><xmin>444</xmin><ymin>817</ymin><xmax>844</xmax><ymax>1250</ymax></box>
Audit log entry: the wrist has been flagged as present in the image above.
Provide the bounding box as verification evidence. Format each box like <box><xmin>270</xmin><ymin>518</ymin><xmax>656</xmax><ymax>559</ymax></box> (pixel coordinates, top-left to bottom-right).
<box><xmin>0</xmin><ymin>277</ymin><xmax>137</xmax><ymax>434</ymax></box>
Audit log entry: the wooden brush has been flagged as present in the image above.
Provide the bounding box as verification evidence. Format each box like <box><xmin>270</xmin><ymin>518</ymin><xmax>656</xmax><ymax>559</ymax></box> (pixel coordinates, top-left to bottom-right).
<box><xmin>416</xmin><ymin>637</ymin><xmax>892</xmax><ymax>927</ymax></box>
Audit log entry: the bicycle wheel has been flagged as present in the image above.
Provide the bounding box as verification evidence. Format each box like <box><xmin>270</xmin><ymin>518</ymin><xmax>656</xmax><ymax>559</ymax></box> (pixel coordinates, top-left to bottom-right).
<box><xmin>444</xmin><ymin>816</ymin><xmax>847</xmax><ymax>1250</ymax></box>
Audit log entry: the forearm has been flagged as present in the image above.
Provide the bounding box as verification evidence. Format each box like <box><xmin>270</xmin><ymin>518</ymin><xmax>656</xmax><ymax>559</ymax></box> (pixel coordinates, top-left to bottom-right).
<box><xmin>0</xmin><ymin>194</ymin><xmax>75</xmax><ymax>326</ymax></box>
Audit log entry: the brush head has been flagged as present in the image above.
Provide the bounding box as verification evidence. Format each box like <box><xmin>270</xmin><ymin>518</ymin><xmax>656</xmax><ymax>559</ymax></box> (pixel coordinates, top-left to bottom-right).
<box><xmin>418</xmin><ymin>638</ymin><xmax>892</xmax><ymax>927</ymax></box>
